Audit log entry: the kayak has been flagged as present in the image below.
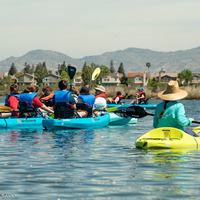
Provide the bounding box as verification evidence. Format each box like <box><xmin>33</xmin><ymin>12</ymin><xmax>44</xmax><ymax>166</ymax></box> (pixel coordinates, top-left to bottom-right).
<box><xmin>135</xmin><ymin>127</ymin><xmax>200</xmax><ymax>150</ymax></box>
<box><xmin>0</xmin><ymin>116</ymin><xmax>44</xmax><ymax>129</ymax></box>
<box><xmin>108</xmin><ymin>112</ymin><xmax>136</xmax><ymax>125</ymax></box>
<box><xmin>107</xmin><ymin>104</ymin><xmax>156</xmax><ymax>110</ymax></box>
<box><xmin>42</xmin><ymin>113</ymin><xmax>110</xmax><ymax>130</ymax></box>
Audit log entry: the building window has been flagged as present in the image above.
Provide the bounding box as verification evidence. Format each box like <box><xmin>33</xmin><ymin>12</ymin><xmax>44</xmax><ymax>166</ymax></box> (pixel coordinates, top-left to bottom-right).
<box><xmin>44</xmin><ymin>77</ymin><xmax>49</xmax><ymax>82</ymax></box>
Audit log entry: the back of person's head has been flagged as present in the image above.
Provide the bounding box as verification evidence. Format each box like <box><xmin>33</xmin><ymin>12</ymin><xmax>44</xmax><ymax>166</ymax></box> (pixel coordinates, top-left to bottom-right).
<box><xmin>80</xmin><ymin>86</ymin><xmax>90</xmax><ymax>95</ymax></box>
<box><xmin>68</xmin><ymin>85</ymin><xmax>79</xmax><ymax>96</ymax></box>
<box><xmin>33</xmin><ymin>85</ymin><xmax>39</xmax><ymax>92</ymax></box>
<box><xmin>58</xmin><ymin>80</ymin><xmax>68</xmax><ymax>90</ymax></box>
<box><xmin>116</xmin><ymin>91</ymin><xmax>121</xmax><ymax>95</ymax></box>
<box><xmin>26</xmin><ymin>85</ymin><xmax>35</xmax><ymax>93</ymax></box>
<box><xmin>10</xmin><ymin>83</ymin><xmax>19</xmax><ymax>94</ymax></box>
<box><xmin>42</xmin><ymin>85</ymin><xmax>53</xmax><ymax>93</ymax></box>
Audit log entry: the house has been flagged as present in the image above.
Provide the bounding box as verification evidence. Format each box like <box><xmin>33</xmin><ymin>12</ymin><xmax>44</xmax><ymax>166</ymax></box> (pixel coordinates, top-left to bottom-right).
<box><xmin>42</xmin><ymin>73</ymin><xmax>61</xmax><ymax>86</ymax></box>
<box><xmin>73</xmin><ymin>75</ymin><xmax>83</xmax><ymax>86</ymax></box>
<box><xmin>191</xmin><ymin>72</ymin><xmax>200</xmax><ymax>84</ymax></box>
<box><xmin>102</xmin><ymin>73</ymin><xmax>122</xmax><ymax>86</ymax></box>
<box><xmin>155</xmin><ymin>72</ymin><xmax>178</xmax><ymax>83</ymax></box>
<box><xmin>127</xmin><ymin>73</ymin><xmax>149</xmax><ymax>87</ymax></box>
<box><xmin>0</xmin><ymin>72</ymin><xmax>8</xmax><ymax>79</ymax></box>
<box><xmin>17</xmin><ymin>73</ymin><xmax>37</xmax><ymax>86</ymax></box>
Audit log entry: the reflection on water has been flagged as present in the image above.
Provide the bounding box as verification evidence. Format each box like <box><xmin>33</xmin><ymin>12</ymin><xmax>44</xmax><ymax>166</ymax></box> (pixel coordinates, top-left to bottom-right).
<box><xmin>0</xmin><ymin>99</ymin><xmax>200</xmax><ymax>199</ymax></box>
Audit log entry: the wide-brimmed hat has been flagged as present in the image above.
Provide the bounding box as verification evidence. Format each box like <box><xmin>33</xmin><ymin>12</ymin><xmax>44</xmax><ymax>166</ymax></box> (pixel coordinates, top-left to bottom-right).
<box><xmin>80</xmin><ymin>86</ymin><xmax>90</xmax><ymax>95</ymax></box>
<box><xmin>95</xmin><ymin>85</ymin><xmax>105</xmax><ymax>93</ymax></box>
<box><xmin>158</xmin><ymin>80</ymin><xmax>188</xmax><ymax>101</ymax></box>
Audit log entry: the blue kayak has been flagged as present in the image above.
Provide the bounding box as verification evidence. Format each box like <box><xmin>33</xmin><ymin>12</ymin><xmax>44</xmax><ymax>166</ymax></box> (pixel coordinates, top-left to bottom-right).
<box><xmin>109</xmin><ymin>112</ymin><xmax>137</xmax><ymax>125</ymax></box>
<box><xmin>0</xmin><ymin>116</ymin><xmax>44</xmax><ymax>129</ymax></box>
<box><xmin>107</xmin><ymin>104</ymin><xmax>156</xmax><ymax>110</ymax></box>
<box><xmin>42</xmin><ymin>113</ymin><xmax>110</xmax><ymax>130</ymax></box>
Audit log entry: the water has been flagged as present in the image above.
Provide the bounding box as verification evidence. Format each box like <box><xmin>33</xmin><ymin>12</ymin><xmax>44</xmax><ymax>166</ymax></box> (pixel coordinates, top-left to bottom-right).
<box><xmin>0</xmin><ymin>97</ymin><xmax>200</xmax><ymax>199</ymax></box>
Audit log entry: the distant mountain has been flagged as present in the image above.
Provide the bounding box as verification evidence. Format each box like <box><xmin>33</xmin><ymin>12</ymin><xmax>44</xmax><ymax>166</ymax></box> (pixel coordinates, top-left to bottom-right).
<box><xmin>0</xmin><ymin>47</ymin><xmax>200</xmax><ymax>74</ymax></box>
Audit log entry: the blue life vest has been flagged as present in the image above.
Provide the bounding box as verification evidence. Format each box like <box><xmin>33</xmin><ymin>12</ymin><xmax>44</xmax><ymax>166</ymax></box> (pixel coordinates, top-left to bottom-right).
<box><xmin>19</xmin><ymin>92</ymin><xmax>37</xmax><ymax>107</ymax></box>
<box><xmin>78</xmin><ymin>94</ymin><xmax>95</xmax><ymax>108</ymax></box>
<box><xmin>54</xmin><ymin>90</ymin><xmax>75</xmax><ymax>119</ymax></box>
<box><xmin>5</xmin><ymin>94</ymin><xmax>20</xmax><ymax>105</ymax></box>
<box><xmin>54</xmin><ymin>90</ymin><xmax>71</xmax><ymax>103</ymax></box>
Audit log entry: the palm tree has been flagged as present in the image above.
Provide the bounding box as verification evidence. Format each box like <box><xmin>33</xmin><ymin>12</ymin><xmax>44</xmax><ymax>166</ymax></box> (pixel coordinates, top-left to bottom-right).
<box><xmin>146</xmin><ymin>62</ymin><xmax>151</xmax><ymax>74</ymax></box>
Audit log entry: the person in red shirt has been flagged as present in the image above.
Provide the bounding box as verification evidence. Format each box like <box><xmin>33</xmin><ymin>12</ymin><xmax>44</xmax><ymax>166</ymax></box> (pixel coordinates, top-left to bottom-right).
<box><xmin>3</xmin><ymin>83</ymin><xmax>20</xmax><ymax>117</ymax></box>
<box><xmin>19</xmin><ymin>86</ymin><xmax>54</xmax><ymax>118</ymax></box>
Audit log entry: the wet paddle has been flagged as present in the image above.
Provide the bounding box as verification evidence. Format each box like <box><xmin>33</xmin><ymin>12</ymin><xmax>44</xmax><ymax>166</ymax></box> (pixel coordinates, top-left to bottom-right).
<box><xmin>67</xmin><ymin>65</ymin><xmax>76</xmax><ymax>91</ymax></box>
<box><xmin>116</xmin><ymin>105</ymin><xmax>200</xmax><ymax>124</ymax></box>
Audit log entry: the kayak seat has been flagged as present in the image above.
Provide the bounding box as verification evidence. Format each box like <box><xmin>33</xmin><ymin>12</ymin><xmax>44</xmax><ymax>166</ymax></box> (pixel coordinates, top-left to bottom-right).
<box><xmin>18</xmin><ymin>102</ymin><xmax>37</xmax><ymax>118</ymax></box>
<box><xmin>54</xmin><ymin>102</ymin><xmax>75</xmax><ymax>119</ymax></box>
<box><xmin>76</xmin><ymin>103</ymin><xmax>93</xmax><ymax>117</ymax></box>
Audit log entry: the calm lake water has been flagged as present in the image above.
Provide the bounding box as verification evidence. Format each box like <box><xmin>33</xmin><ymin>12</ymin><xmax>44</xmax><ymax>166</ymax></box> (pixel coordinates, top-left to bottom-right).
<box><xmin>0</xmin><ymin>97</ymin><xmax>200</xmax><ymax>200</ymax></box>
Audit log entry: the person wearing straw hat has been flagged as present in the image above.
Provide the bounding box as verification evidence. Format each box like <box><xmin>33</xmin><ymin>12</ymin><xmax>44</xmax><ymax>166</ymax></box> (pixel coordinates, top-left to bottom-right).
<box><xmin>153</xmin><ymin>80</ymin><xmax>194</xmax><ymax>131</ymax></box>
<box><xmin>94</xmin><ymin>85</ymin><xmax>108</xmax><ymax>110</ymax></box>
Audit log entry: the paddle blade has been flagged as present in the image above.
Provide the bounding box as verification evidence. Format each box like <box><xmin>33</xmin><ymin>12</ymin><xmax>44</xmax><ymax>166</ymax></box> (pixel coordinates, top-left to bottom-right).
<box><xmin>92</xmin><ymin>67</ymin><xmax>101</xmax><ymax>81</ymax></box>
<box><xmin>106</xmin><ymin>106</ymin><xmax>120</xmax><ymax>112</ymax></box>
<box><xmin>0</xmin><ymin>106</ymin><xmax>13</xmax><ymax>112</ymax></box>
<box><xmin>67</xmin><ymin>65</ymin><xmax>76</xmax><ymax>80</ymax></box>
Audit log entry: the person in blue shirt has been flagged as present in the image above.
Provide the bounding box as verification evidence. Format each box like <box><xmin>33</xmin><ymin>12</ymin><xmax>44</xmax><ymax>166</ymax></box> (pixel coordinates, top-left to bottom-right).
<box><xmin>153</xmin><ymin>80</ymin><xmax>194</xmax><ymax>131</ymax></box>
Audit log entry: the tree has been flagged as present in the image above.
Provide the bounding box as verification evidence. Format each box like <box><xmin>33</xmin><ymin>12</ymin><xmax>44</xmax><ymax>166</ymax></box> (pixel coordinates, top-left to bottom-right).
<box><xmin>146</xmin><ymin>62</ymin><xmax>151</xmax><ymax>74</ymax></box>
<box><xmin>81</xmin><ymin>65</ymin><xmax>93</xmax><ymax>85</ymax></box>
<box><xmin>57</xmin><ymin>61</ymin><xmax>67</xmax><ymax>75</ymax></box>
<box><xmin>34</xmin><ymin>62</ymin><xmax>49</xmax><ymax>85</ymax></box>
<box><xmin>118</xmin><ymin>63</ymin><xmax>125</xmax><ymax>75</ymax></box>
<box><xmin>23</xmin><ymin>64</ymin><xmax>32</xmax><ymax>74</ymax></box>
<box><xmin>178</xmin><ymin>69</ymin><xmax>193</xmax><ymax>85</ymax></box>
<box><xmin>60</xmin><ymin>70</ymin><xmax>70</xmax><ymax>81</ymax></box>
<box><xmin>8</xmin><ymin>63</ymin><xmax>17</xmax><ymax>75</ymax></box>
<box><xmin>110</xmin><ymin>60</ymin><xmax>115</xmax><ymax>73</ymax></box>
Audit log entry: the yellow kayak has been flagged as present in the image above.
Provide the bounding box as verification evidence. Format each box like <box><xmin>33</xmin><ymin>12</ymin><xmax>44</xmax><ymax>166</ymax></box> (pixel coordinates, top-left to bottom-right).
<box><xmin>135</xmin><ymin>127</ymin><xmax>200</xmax><ymax>150</ymax></box>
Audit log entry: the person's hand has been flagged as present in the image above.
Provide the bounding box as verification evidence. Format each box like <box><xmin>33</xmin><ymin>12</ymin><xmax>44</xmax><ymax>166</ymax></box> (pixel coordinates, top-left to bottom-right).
<box><xmin>190</xmin><ymin>118</ymin><xmax>194</xmax><ymax>121</ymax></box>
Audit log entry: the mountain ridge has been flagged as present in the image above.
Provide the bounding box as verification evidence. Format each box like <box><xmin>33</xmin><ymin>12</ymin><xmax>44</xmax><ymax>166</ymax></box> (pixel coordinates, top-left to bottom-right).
<box><xmin>0</xmin><ymin>46</ymin><xmax>200</xmax><ymax>74</ymax></box>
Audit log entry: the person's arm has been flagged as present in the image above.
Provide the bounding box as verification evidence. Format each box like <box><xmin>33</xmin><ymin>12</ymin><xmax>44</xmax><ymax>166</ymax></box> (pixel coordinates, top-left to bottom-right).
<box><xmin>176</xmin><ymin>104</ymin><xmax>192</xmax><ymax>127</ymax></box>
<box><xmin>33</xmin><ymin>96</ymin><xmax>54</xmax><ymax>113</ymax></box>
<box><xmin>41</xmin><ymin>104</ymin><xmax>54</xmax><ymax>113</ymax></box>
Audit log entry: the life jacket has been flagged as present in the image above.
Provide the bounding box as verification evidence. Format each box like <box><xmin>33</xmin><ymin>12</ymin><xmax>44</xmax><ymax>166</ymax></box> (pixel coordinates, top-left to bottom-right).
<box><xmin>53</xmin><ymin>90</ymin><xmax>75</xmax><ymax>119</ymax></box>
<box><xmin>95</xmin><ymin>93</ymin><xmax>108</xmax><ymax>99</ymax></box>
<box><xmin>5</xmin><ymin>94</ymin><xmax>20</xmax><ymax>106</ymax></box>
<box><xmin>40</xmin><ymin>93</ymin><xmax>54</xmax><ymax>107</ymax></box>
<box><xmin>138</xmin><ymin>91</ymin><xmax>148</xmax><ymax>104</ymax></box>
<box><xmin>76</xmin><ymin>94</ymin><xmax>95</xmax><ymax>117</ymax></box>
<box><xmin>113</xmin><ymin>95</ymin><xmax>123</xmax><ymax>104</ymax></box>
<box><xmin>18</xmin><ymin>92</ymin><xmax>38</xmax><ymax>118</ymax></box>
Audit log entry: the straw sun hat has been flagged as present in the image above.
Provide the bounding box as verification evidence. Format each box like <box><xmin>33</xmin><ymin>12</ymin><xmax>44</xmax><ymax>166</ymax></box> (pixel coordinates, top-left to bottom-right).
<box><xmin>95</xmin><ymin>85</ymin><xmax>105</xmax><ymax>93</ymax></box>
<box><xmin>158</xmin><ymin>80</ymin><xmax>188</xmax><ymax>101</ymax></box>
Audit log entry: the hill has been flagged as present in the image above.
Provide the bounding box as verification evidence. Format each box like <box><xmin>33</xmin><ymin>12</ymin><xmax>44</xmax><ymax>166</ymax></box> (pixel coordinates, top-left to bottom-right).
<box><xmin>0</xmin><ymin>47</ymin><xmax>200</xmax><ymax>74</ymax></box>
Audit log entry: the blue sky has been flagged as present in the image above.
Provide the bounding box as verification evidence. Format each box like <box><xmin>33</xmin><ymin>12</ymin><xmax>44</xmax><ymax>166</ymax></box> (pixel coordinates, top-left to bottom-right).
<box><xmin>1</xmin><ymin>0</ymin><xmax>200</xmax><ymax>60</ymax></box>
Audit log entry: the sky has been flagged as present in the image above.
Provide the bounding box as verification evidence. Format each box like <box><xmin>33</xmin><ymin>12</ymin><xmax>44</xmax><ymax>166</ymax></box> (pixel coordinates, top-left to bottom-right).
<box><xmin>1</xmin><ymin>0</ymin><xmax>200</xmax><ymax>61</ymax></box>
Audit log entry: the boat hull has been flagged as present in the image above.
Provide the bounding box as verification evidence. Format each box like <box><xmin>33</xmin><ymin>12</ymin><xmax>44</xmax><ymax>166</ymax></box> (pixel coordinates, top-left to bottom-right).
<box><xmin>135</xmin><ymin>127</ymin><xmax>200</xmax><ymax>150</ymax></box>
<box><xmin>0</xmin><ymin>117</ymin><xmax>44</xmax><ymax>129</ymax></box>
<box><xmin>42</xmin><ymin>113</ymin><xmax>110</xmax><ymax>130</ymax></box>
<box><xmin>108</xmin><ymin>112</ymin><xmax>134</xmax><ymax>125</ymax></box>
<box><xmin>107</xmin><ymin>104</ymin><xmax>156</xmax><ymax>110</ymax></box>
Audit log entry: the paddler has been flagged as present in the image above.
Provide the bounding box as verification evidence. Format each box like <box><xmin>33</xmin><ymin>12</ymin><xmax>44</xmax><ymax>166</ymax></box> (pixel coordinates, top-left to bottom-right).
<box><xmin>93</xmin><ymin>85</ymin><xmax>108</xmax><ymax>115</ymax></box>
<box><xmin>40</xmin><ymin>85</ymin><xmax>54</xmax><ymax>107</ymax></box>
<box><xmin>112</xmin><ymin>91</ymin><xmax>123</xmax><ymax>104</ymax></box>
<box><xmin>153</xmin><ymin>80</ymin><xmax>195</xmax><ymax>134</ymax></box>
<box><xmin>76</xmin><ymin>86</ymin><xmax>95</xmax><ymax>117</ymax></box>
<box><xmin>2</xmin><ymin>83</ymin><xmax>20</xmax><ymax>118</ymax></box>
<box><xmin>19</xmin><ymin>85</ymin><xmax>54</xmax><ymax>118</ymax></box>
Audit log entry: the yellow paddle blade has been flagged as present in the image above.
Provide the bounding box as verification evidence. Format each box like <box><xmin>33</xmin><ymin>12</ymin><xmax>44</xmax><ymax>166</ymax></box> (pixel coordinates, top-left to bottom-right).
<box><xmin>0</xmin><ymin>106</ymin><xmax>13</xmax><ymax>112</ymax></box>
<box><xmin>92</xmin><ymin>67</ymin><xmax>101</xmax><ymax>81</ymax></box>
<box><xmin>106</xmin><ymin>106</ymin><xmax>120</xmax><ymax>112</ymax></box>
<box><xmin>50</xmin><ymin>113</ymin><xmax>54</xmax><ymax>118</ymax></box>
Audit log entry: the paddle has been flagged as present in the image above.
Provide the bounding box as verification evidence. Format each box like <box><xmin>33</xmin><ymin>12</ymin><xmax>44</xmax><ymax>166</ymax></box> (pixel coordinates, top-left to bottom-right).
<box><xmin>67</xmin><ymin>65</ymin><xmax>76</xmax><ymax>91</ymax></box>
<box><xmin>106</xmin><ymin>106</ymin><xmax>121</xmax><ymax>112</ymax></box>
<box><xmin>116</xmin><ymin>105</ymin><xmax>200</xmax><ymax>124</ymax></box>
<box><xmin>88</xmin><ymin>67</ymin><xmax>101</xmax><ymax>85</ymax></box>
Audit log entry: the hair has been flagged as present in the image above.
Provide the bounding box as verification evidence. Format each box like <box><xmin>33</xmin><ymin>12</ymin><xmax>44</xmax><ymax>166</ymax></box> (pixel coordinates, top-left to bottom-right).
<box><xmin>42</xmin><ymin>85</ymin><xmax>53</xmax><ymax>93</ymax></box>
<box><xmin>23</xmin><ymin>85</ymin><xmax>37</xmax><ymax>93</ymax></box>
<box><xmin>69</xmin><ymin>86</ymin><xmax>79</xmax><ymax>96</ymax></box>
<box><xmin>58</xmin><ymin>80</ymin><xmax>68</xmax><ymax>90</ymax></box>
<box><xmin>116</xmin><ymin>91</ymin><xmax>121</xmax><ymax>95</ymax></box>
<box><xmin>10</xmin><ymin>83</ymin><xmax>19</xmax><ymax>94</ymax></box>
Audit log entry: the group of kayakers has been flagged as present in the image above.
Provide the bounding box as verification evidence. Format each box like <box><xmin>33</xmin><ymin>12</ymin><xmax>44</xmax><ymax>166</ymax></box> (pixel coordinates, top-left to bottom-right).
<box><xmin>3</xmin><ymin>80</ymin><xmax>110</xmax><ymax>119</ymax></box>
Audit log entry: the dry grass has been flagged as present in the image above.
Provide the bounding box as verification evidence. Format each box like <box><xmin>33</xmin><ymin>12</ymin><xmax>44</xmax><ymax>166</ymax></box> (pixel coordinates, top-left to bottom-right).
<box><xmin>103</xmin><ymin>85</ymin><xmax>200</xmax><ymax>100</ymax></box>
